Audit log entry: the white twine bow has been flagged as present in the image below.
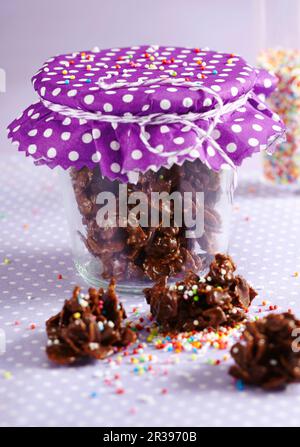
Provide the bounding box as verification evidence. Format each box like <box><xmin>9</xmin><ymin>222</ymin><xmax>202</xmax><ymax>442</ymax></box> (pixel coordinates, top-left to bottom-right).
<box><xmin>41</xmin><ymin>76</ymin><xmax>251</xmax><ymax>185</ymax></box>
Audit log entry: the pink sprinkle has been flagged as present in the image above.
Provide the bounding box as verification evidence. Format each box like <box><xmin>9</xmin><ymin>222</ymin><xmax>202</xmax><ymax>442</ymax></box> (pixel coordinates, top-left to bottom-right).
<box><xmin>116</xmin><ymin>388</ymin><xmax>125</xmax><ymax>395</ymax></box>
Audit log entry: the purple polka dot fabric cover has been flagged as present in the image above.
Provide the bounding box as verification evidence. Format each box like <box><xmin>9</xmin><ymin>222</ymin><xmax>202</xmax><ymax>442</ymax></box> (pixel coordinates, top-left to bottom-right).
<box><xmin>7</xmin><ymin>45</ymin><xmax>285</xmax><ymax>182</ymax></box>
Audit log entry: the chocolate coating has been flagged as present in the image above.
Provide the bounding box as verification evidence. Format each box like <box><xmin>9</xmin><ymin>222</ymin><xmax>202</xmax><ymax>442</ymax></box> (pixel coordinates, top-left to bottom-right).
<box><xmin>229</xmin><ymin>312</ymin><xmax>300</xmax><ymax>390</ymax></box>
<box><xmin>46</xmin><ymin>279</ymin><xmax>136</xmax><ymax>364</ymax></box>
<box><xmin>144</xmin><ymin>254</ymin><xmax>257</xmax><ymax>332</ymax></box>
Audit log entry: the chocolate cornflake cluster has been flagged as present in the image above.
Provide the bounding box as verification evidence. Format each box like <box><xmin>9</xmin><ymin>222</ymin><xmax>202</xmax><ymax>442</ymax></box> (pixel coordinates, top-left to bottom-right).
<box><xmin>46</xmin><ymin>279</ymin><xmax>136</xmax><ymax>364</ymax></box>
<box><xmin>143</xmin><ymin>253</ymin><xmax>257</xmax><ymax>332</ymax></box>
<box><xmin>229</xmin><ymin>312</ymin><xmax>300</xmax><ymax>390</ymax></box>
<box><xmin>70</xmin><ymin>159</ymin><xmax>223</xmax><ymax>282</ymax></box>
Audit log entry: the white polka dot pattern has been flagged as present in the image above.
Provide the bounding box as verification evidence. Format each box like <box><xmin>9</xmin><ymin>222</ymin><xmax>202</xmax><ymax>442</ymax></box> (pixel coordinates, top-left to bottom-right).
<box><xmin>1</xmin><ymin>155</ymin><xmax>300</xmax><ymax>427</ymax></box>
<box><xmin>7</xmin><ymin>46</ymin><xmax>285</xmax><ymax>182</ymax></box>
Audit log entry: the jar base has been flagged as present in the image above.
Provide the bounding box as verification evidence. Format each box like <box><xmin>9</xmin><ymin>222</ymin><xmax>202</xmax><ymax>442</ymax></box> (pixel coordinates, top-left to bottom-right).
<box><xmin>74</xmin><ymin>259</ymin><xmax>211</xmax><ymax>295</ymax></box>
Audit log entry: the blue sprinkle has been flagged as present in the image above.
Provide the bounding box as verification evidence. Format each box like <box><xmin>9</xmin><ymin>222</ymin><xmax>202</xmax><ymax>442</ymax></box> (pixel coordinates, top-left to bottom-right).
<box><xmin>86</xmin><ymin>79</ymin><xmax>92</xmax><ymax>83</ymax></box>
<box><xmin>65</xmin><ymin>80</ymin><xmax>70</xmax><ymax>84</ymax></box>
<box><xmin>212</xmin><ymin>69</ymin><xmax>218</xmax><ymax>75</ymax></box>
<box><xmin>236</xmin><ymin>379</ymin><xmax>245</xmax><ymax>391</ymax></box>
<box><xmin>90</xmin><ymin>391</ymin><xmax>98</xmax><ymax>398</ymax></box>
<box><xmin>98</xmin><ymin>321</ymin><xmax>104</xmax><ymax>331</ymax></box>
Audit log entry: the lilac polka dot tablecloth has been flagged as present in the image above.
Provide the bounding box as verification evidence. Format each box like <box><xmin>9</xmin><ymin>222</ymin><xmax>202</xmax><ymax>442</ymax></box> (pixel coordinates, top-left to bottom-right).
<box><xmin>1</xmin><ymin>152</ymin><xmax>300</xmax><ymax>427</ymax></box>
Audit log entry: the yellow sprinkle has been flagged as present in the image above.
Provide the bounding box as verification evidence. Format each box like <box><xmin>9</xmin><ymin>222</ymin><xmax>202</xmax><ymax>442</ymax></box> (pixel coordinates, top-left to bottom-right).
<box><xmin>87</xmin><ymin>65</ymin><xmax>92</xmax><ymax>70</ymax></box>
<box><xmin>3</xmin><ymin>258</ymin><xmax>11</xmax><ymax>265</ymax></box>
<box><xmin>3</xmin><ymin>371</ymin><xmax>12</xmax><ymax>380</ymax></box>
<box><xmin>293</xmin><ymin>272</ymin><xmax>299</xmax><ymax>277</ymax></box>
<box><xmin>73</xmin><ymin>312</ymin><xmax>81</xmax><ymax>319</ymax></box>
<box><xmin>70</xmin><ymin>75</ymin><xmax>75</xmax><ymax>80</ymax></box>
<box><xmin>149</xmin><ymin>56</ymin><xmax>155</xmax><ymax>61</ymax></box>
<box><xmin>62</xmin><ymin>70</ymin><xmax>68</xmax><ymax>75</ymax></box>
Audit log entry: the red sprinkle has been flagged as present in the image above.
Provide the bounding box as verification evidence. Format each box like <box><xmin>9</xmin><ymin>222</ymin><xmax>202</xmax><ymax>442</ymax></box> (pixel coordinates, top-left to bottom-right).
<box><xmin>116</xmin><ymin>388</ymin><xmax>125</xmax><ymax>395</ymax></box>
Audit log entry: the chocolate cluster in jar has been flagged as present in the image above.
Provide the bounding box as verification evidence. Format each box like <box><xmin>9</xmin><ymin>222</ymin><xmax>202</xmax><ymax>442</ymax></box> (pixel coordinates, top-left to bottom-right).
<box><xmin>70</xmin><ymin>159</ymin><xmax>223</xmax><ymax>282</ymax></box>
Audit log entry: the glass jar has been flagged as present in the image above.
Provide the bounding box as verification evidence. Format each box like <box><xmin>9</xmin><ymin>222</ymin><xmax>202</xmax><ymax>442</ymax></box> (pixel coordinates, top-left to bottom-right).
<box><xmin>7</xmin><ymin>45</ymin><xmax>285</xmax><ymax>295</ymax></box>
<box><xmin>60</xmin><ymin>159</ymin><xmax>235</xmax><ymax>293</ymax></box>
